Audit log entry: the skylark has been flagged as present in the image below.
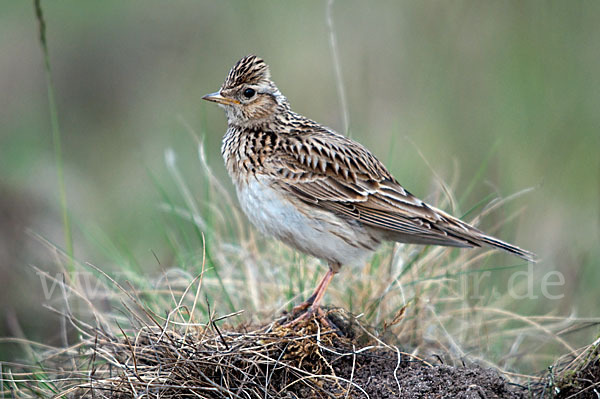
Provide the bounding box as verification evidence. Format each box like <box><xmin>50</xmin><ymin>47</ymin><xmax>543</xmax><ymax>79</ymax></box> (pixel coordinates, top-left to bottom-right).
<box><xmin>203</xmin><ymin>55</ymin><xmax>536</xmax><ymax>317</ymax></box>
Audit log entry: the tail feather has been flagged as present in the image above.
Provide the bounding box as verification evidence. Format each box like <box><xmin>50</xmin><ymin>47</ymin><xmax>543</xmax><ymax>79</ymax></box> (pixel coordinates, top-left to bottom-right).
<box><xmin>424</xmin><ymin>205</ymin><xmax>538</xmax><ymax>262</ymax></box>
<box><xmin>479</xmin><ymin>234</ymin><xmax>538</xmax><ymax>263</ymax></box>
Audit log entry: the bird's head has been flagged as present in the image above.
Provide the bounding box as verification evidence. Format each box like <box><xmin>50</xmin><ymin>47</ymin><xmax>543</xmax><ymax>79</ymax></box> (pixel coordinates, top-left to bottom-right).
<box><xmin>202</xmin><ymin>55</ymin><xmax>288</xmax><ymax>126</ymax></box>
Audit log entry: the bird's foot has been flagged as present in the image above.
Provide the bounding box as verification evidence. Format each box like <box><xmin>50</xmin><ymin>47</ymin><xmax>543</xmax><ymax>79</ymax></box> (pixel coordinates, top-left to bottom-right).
<box><xmin>282</xmin><ymin>304</ymin><xmax>339</xmax><ymax>332</ymax></box>
<box><xmin>280</xmin><ymin>268</ymin><xmax>339</xmax><ymax>330</ymax></box>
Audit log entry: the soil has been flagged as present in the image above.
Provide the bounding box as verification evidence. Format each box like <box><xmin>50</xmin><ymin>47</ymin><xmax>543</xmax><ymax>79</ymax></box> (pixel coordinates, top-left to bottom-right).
<box><xmin>263</xmin><ymin>309</ymin><xmax>527</xmax><ymax>398</ymax></box>
<box><xmin>285</xmin><ymin>348</ymin><xmax>526</xmax><ymax>398</ymax></box>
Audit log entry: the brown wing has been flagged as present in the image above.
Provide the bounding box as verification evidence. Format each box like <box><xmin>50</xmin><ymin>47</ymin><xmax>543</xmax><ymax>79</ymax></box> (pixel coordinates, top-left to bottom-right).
<box><xmin>263</xmin><ymin>129</ymin><xmax>482</xmax><ymax>248</ymax></box>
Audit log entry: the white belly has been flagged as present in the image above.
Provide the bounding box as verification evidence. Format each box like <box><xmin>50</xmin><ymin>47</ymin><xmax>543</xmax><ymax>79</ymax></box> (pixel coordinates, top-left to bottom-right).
<box><xmin>235</xmin><ymin>176</ymin><xmax>379</xmax><ymax>266</ymax></box>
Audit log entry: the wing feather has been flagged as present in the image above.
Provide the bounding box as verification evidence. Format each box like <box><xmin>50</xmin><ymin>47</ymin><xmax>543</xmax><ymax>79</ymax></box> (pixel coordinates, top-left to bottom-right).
<box><xmin>264</xmin><ymin>131</ymin><xmax>476</xmax><ymax>247</ymax></box>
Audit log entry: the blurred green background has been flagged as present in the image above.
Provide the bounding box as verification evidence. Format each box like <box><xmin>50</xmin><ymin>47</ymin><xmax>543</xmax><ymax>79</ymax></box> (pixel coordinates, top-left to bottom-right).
<box><xmin>1</xmin><ymin>1</ymin><xmax>598</xmax><ymax>363</ymax></box>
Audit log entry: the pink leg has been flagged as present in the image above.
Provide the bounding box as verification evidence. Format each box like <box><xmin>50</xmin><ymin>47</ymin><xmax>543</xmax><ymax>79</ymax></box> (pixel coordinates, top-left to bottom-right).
<box><xmin>307</xmin><ymin>268</ymin><xmax>335</xmax><ymax>312</ymax></box>
<box><xmin>286</xmin><ymin>263</ymin><xmax>340</xmax><ymax>326</ymax></box>
<box><xmin>291</xmin><ymin>268</ymin><xmax>335</xmax><ymax>313</ymax></box>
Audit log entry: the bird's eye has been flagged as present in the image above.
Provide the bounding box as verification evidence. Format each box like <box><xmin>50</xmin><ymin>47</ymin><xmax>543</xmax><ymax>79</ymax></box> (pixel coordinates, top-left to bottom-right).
<box><xmin>243</xmin><ymin>88</ymin><xmax>256</xmax><ymax>98</ymax></box>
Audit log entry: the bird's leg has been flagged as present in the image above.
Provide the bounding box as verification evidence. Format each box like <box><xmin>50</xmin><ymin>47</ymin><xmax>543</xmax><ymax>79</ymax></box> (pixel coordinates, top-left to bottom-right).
<box><xmin>289</xmin><ymin>262</ymin><xmax>340</xmax><ymax>321</ymax></box>
<box><xmin>307</xmin><ymin>268</ymin><xmax>335</xmax><ymax>313</ymax></box>
<box><xmin>291</xmin><ymin>269</ymin><xmax>331</xmax><ymax>313</ymax></box>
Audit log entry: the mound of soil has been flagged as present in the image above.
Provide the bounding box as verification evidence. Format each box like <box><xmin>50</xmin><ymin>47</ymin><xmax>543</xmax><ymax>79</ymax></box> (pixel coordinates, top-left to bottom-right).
<box><xmin>64</xmin><ymin>307</ymin><xmax>527</xmax><ymax>398</ymax></box>
<box><xmin>273</xmin><ymin>309</ymin><xmax>525</xmax><ymax>398</ymax></box>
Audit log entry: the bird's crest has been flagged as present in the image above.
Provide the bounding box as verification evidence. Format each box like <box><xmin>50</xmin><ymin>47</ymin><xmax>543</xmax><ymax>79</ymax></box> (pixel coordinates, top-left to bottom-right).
<box><xmin>223</xmin><ymin>55</ymin><xmax>271</xmax><ymax>89</ymax></box>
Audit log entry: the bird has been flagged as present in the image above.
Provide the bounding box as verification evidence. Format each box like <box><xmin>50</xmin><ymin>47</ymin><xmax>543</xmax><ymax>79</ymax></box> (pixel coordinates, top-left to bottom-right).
<box><xmin>202</xmin><ymin>55</ymin><xmax>536</xmax><ymax>320</ymax></box>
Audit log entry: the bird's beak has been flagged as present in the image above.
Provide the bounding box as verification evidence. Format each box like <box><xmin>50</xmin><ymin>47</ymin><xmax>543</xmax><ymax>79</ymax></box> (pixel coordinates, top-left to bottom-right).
<box><xmin>202</xmin><ymin>91</ymin><xmax>240</xmax><ymax>105</ymax></box>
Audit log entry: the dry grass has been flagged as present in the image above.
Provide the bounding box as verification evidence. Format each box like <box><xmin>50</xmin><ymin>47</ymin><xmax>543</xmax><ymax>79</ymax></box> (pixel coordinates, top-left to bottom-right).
<box><xmin>6</xmin><ymin>306</ymin><xmax>408</xmax><ymax>398</ymax></box>
<box><xmin>0</xmin><ymin>273</ymin><xmax>518</xmax><ymax>398</ymax></box>
<box><xmin>2</xmin><ymin>254</ymin><xmax>595</xmax><ymax>398</ymax></box>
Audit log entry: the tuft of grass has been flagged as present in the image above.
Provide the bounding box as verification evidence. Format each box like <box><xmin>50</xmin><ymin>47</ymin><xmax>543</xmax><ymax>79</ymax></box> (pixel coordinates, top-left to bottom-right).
<box><xmin>542</xmin><ymin>336</ymin><xmax>600</xmax><ymax>398</ymax></box>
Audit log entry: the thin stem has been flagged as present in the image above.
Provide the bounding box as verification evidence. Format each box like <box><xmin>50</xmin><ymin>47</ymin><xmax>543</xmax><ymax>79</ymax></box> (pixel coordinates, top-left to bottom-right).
<box><xmin>34</xmin><ymin>0</ymin><xmax>74</xmax><ymax>272</ymax></box>
<box><xmin>326</xmin><ymin>0</ymin><xmax>350</xmax><ymax>137</ymax></box>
